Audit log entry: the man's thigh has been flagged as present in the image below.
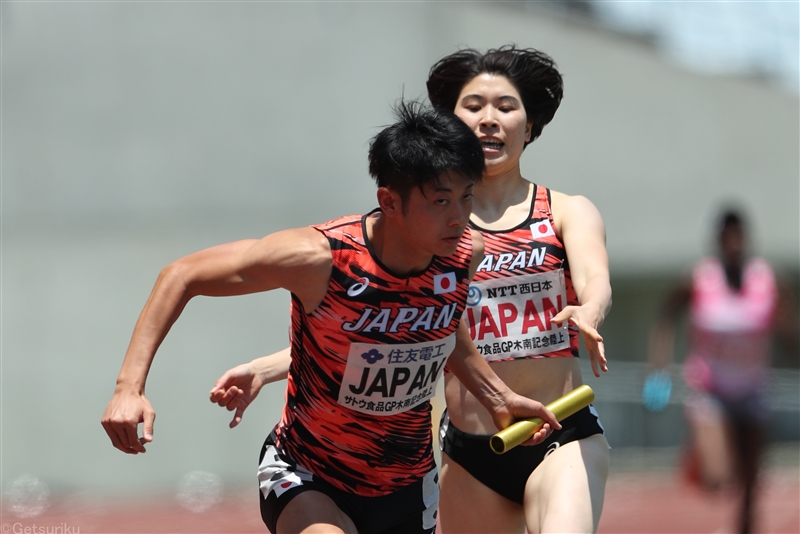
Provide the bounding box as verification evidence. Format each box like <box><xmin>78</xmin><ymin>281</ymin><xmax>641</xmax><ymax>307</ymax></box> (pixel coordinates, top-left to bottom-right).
<box><xmin>276</xmin><ymin>490</ymin><xmax>357</xmax><ymax>534</ymax></box>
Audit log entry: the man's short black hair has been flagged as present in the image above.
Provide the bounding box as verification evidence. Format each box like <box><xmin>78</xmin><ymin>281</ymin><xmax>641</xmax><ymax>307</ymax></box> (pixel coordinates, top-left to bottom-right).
<box><xmin>368</xmin><ymin>100</ymin><xmax>484</xmax><ymax>202</ymax></box>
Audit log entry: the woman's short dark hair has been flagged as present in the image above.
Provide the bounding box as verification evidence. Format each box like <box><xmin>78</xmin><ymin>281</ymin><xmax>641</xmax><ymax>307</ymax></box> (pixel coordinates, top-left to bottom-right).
<box><xmin>426</xmin><ymin>45</ymin><xmax>564</xmax><ymax>147</ymax></box>
<box><xmin>717</xmin><ymin>207</ymin><xmax>746</xmax><ymax>235</ymax></box>
<box><xmin>368</xmin><ymin>100</ymin><xmax>485</xmax><ymax>202</ymax></box>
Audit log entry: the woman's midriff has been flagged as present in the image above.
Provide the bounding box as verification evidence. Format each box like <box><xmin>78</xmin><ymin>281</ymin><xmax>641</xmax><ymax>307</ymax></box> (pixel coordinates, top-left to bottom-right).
<box><xmin>444</xmin><ymin>357</ymin><xmax>583</xmax><ymax>435</ymax></box>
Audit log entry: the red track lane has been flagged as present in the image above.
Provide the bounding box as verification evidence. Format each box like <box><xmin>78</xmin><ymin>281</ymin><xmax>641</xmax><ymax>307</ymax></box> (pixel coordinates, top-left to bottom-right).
<box><xmin>1</xmin><ymin>469</ymin><xmax>797</xmax><ymax>533</ymax></box>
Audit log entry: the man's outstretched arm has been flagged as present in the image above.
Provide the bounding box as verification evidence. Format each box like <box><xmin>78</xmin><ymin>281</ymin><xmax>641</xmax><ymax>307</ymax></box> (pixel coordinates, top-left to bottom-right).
<box><xmin>101</xmin><ymin>228</ymin><xmax>330</xmax><ymax>454</ymax></box>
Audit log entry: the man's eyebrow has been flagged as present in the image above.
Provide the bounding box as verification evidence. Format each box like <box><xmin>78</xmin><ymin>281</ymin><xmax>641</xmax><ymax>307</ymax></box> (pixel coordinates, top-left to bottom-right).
<box><xmin>432</xmin><ymin>182</ymin><xmax>474</xmax><ymax>192</ymax></box>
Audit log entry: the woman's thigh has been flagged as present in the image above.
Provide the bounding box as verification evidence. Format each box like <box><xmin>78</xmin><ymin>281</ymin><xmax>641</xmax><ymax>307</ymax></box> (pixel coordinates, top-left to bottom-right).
<box><xmin>439</xmin><ymin>452</ymin><xmax>525</xmax><ymax>534</ymax></box>
<box><xmin>524</xmin><ymin>434</ymin><xmax>609</xmax><ymax>534</ymax></box>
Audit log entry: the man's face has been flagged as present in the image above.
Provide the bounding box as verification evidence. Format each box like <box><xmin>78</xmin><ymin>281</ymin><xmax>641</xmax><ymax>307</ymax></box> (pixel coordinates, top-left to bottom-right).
<box><xmin>398</xmin><ymin>171</ymin><xmax>475</xmax><ymax>258</ymax></box>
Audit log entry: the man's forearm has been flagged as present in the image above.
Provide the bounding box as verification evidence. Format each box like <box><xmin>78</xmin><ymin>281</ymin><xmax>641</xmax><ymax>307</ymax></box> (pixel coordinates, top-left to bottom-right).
<box><xmin>447</xmin><ymin>322</ymin><xmax>511</xmax><ymax>414</ymax></box>
<box><xmin>116</xmin><ymin>262</ymin><xmax>193</xmax><ymax>390</ymax></box>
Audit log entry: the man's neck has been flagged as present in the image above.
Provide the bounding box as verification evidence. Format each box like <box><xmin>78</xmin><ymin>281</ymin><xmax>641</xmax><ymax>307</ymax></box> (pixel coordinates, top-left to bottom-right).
<box><xmin>367</xmin><ymin>212</ymin><xmax>432</xmax><ymax>277</ymax></box>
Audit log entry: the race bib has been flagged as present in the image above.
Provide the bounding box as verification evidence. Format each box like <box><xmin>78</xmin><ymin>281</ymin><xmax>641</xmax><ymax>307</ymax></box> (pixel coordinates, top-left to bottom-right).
<box><xmin>338</xmin><ymin>334</ymin><xmax>455</xmax><ymax>415</ymax></box>
<box><xmin>465</xmin><ymin>270</ymin><xmax>569</xmax><ymax>361</ymax></box>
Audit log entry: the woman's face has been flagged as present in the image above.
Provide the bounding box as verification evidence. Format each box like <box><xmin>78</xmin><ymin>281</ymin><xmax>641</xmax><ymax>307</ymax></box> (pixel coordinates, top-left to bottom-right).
<box><xmin>719</xmin><ymin>224</ymin><xmax>745</xmax><ymax>266</ymax></box>
<box><xmin>453</xmin><ymin>73</ymin><xmax>532</xmax><ymax>178</ymax></box>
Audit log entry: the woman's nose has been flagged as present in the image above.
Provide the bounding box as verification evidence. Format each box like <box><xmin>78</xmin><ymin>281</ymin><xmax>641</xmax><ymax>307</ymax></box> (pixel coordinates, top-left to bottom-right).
<box><xmin>479</xmin><ymin>108</ymin><xmax>498</xmax><ymax>128</ymax></box>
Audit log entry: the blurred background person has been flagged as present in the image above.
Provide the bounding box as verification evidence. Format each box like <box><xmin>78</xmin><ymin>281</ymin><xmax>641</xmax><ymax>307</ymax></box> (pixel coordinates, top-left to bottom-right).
<box><xmin>645</xmin><ymin>207</ymin><xmax>797</xmax><ymax>534</ymax></box>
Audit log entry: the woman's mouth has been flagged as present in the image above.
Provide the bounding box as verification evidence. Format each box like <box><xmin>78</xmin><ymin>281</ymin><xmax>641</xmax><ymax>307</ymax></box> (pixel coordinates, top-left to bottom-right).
<box><xmin>480</xmin><ymin>138</ymin><xmax>504</xmax><ymax>152</ymax></box>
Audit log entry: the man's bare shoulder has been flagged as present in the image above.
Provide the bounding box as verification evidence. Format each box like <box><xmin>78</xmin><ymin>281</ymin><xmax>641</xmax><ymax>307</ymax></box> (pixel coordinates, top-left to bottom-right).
<box><xmin>251</xmin><ymin>226</ymin><xmax>331</xmax><ymax>268</ymax></box>
<box><xmin>242</xmin><ymin>226</ymin><xmax>332</xmax><ymax>310</ymax></box>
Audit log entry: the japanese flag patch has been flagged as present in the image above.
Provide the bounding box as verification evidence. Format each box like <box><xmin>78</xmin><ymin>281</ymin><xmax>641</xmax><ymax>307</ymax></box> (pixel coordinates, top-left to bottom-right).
<box><xmin>530</xmin><ymin>219</ymin><xmax>555</xmax><ymax>240</ymax></box>
<box><xmin>433</xmin><ymin>272</ymin><xmax>457</xmax><ymax>294</ymax></box>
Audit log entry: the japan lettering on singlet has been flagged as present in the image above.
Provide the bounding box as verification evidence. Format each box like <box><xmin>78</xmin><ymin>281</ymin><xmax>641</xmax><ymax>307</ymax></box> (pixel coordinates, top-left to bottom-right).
<box><xmin>274</xmin><ymin>211</ymin><xmax>472</xmax><ymax>496</ymax></box>
<box><xmin>465</xmin><ymin>185</ymin><xmax>579</xmax><ymax>362</ymax></box>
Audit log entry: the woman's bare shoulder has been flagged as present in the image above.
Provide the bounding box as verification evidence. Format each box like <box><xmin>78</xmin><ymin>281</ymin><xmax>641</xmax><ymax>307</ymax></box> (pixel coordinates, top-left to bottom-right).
<box><xmin>549</xmin><ymin>190</ymin><xmax>603</xmax><ymax>236</ymax></box>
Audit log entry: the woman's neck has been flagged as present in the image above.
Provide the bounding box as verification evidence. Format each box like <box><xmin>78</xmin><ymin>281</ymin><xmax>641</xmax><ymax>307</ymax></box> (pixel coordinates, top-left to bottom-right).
<box><xmin>472</xmin><ymin>168</ymin><xmax>532</xmax><ymax>227</ymax></box>
<box><xmin>722</xmin><ymin>258</ymin><xmax>744</xmax><ymax>291</ymax></box>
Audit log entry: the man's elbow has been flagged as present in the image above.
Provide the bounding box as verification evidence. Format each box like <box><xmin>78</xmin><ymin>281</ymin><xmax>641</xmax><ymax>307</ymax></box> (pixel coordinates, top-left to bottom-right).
<box><xmin>157</xmin><ymin>259</ymin><xmax>193</xmax><ymax>296</ymax></box>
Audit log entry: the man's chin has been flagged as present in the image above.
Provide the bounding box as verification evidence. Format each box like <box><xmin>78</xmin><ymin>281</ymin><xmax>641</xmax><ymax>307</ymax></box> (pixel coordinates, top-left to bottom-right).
<box><xmin>436</xmin><ymin>242</ymin><xmax>461</xmax><ymax>257</ymax></box>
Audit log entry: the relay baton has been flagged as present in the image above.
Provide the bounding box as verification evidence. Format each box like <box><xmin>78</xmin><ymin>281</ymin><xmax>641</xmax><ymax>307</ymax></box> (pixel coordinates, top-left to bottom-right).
<box><xmin>489</xmin><ymin>385</ymin><xmax>595</xmax><ymax>454</ymax></box>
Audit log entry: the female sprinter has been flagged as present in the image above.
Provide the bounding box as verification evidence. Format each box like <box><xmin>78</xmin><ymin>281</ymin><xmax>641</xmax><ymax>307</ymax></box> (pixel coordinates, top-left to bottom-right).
<box><xmin>427</xmin><ymin>46</ymin><xmax>611</xmax><ymax>534</ymax></box>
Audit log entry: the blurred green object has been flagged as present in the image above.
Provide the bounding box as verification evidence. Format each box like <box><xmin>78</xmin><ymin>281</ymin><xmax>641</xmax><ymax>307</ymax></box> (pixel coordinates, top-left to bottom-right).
<box><xmin>642</xmin><ymin>370</ymin><xmax>672</xmax><ymax>412</ymax></box>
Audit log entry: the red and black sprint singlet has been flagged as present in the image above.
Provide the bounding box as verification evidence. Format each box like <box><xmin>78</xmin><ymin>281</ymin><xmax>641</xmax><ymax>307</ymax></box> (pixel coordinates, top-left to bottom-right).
<box><xmin>464</xmin><ymin>185</ymin><xmax>579</xmax><ymax>361</ymax></box>
<box><xmin>275</xmin><ymin>211</ymin><xmax>473</xmax><ymax>496</ymax></box>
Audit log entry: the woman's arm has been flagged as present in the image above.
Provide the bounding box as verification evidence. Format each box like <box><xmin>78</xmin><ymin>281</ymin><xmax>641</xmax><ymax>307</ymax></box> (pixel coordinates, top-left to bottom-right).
<box><xmin>552</xmin><ymin>193</ymin><xmax>612</xmax><ymax>377</ymax></box>
<box><xmin>209</xmin><ymin>348</ymin><xmax>292</xmax><ymax>428</ymax></box>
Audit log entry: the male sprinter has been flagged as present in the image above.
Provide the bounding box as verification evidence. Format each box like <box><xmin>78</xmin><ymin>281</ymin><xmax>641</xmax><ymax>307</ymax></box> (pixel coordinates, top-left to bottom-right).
<box><xmin>101</xmin><ymin>102</ymin><xmax>558</xmax><ymax>534</ymax></box>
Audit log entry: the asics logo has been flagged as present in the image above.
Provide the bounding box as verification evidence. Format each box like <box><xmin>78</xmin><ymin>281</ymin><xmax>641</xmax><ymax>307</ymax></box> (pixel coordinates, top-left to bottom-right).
<box><xmin>347</xmin><ymin>277</ymin><xmax>370</xmax><ymax>297</ymax></box>
<box><xmin>544</xmin><ymin>441</ymin><xmax>560</xmax><ymax>459</ymax></box>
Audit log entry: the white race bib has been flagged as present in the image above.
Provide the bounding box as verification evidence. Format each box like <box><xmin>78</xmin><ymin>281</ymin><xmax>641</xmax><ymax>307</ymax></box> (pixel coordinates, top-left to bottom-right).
<box><xmin>338</xmin><ymin>334</ymin><xmax>455</xmax><ymax>415</ymax></box>
<box><xmin>465</xmin><ymin>270</ymin><xmax>569</xmax><ymax>361</ymax></box>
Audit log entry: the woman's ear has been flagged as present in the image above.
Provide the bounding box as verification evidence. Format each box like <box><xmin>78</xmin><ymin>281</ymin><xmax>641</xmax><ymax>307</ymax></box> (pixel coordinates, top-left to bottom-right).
<box><xmin>525</xmin><ymin>121</ymin><xmax>533</xmax><ymax>143</ymax></box>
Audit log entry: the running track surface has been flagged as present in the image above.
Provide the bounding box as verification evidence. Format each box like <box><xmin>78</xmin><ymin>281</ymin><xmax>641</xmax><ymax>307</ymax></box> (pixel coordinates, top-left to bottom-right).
<box><xmin>2</xmin><ymin>469</ymin><xmax>798</xmax><ymax>533</ymax></box>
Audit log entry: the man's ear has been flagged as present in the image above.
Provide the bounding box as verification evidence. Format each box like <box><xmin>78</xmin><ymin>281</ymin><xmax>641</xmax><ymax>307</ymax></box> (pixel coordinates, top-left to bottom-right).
<box><xmin>377</xmin><ymin>187</ymin><xmax>403</xmax><ymax>217</ymax></box>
